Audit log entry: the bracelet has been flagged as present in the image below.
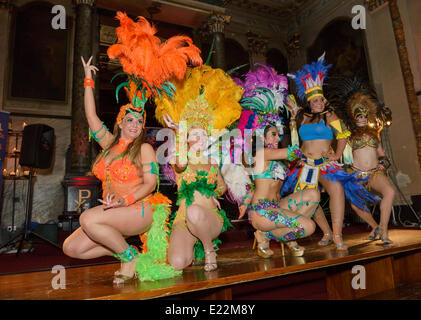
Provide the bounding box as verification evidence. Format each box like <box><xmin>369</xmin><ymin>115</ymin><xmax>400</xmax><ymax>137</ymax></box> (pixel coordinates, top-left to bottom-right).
<box><xmin>287</xmin><ymin>145</ymin><xmax>302</xmax><ymax>161</ymax></box>
<box><xmin>378</xmin><ymin>156</ymin><xmax>391</xmax><ymax>170</ymax></box>
<box><xmin>123</xmin><ymin>193</ymin><xmax>136</xmax><ymax>206</ymax></box>
<box><xmin>84</xmin><ymin>78</ymin><xmax>95</xmax><ymax>89</ymax></box>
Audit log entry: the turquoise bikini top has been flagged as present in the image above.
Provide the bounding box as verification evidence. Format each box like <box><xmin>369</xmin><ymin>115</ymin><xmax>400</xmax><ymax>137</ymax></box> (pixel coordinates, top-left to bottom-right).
<box><xmin>299</xmin><ymin>120</ymin><xmax>333</xmax><ymax>141</ymax></box>
<box><xmin>253</xmin><ymin>161</ymin><xmax>286</xmax><ymax>181</ymax></box>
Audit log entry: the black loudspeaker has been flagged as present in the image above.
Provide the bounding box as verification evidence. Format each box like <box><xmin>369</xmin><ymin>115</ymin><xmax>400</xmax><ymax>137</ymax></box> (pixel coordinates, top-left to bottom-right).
<box><xmin>19</xmin><ymin>124</ymin><xmax>54</xmax><ymax>169</ymax></box>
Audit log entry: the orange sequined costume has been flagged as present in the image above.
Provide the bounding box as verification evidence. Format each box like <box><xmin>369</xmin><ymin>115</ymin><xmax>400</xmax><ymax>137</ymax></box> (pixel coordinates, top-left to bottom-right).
<box><xmin>93</xmin><ymin>138</ymin><xmax>159</xmax><ymax>214</ymax></box>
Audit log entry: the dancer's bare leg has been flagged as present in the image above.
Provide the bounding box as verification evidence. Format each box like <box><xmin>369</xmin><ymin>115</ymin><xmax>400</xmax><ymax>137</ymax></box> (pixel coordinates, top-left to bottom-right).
<box><xmin>278</xmin><ymin>189</ymin><xmax>320</xmax><ymax>249</ymax></box>
<box><xmin>369</xmin><ymin>173</ymin><xmax>395</xmax><ymax>241</ymax></box>
<box><xmin>351</xmin><ymin>204</ymin><xmax>378</xmax><ymax>238</ymax></box>
<box><xmin>319</xmin><ymin>177</ymin><xmax>347</xmax><ymax>250</ymax></box>
<box><xmin>168</xmin><ymin>205</ymin><xmax>223</xmax><ymax>270</ymax></box>
<box><xmin>313</xmin><ymin>206</ymin><xmax>334</xmax><ymax>245</ymax></box>
<box><xmin>63</xmin><ymin>203</ymin><xmax>153</xmax><ymax>277</ymax></box>
<box><xmin>168</xmin><ymin>225</ymin><xmax>197</xmax><ymax>270</ymax></box>
<box><xmin>252</xmin><ymin>210</ymin><xmax>316</xmax><ymax>241</ymax></box>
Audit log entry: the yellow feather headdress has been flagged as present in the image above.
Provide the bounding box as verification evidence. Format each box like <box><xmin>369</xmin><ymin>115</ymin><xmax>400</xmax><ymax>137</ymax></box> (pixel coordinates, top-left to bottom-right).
<box><xmin>155</xmin><ymin>65</ymin><xmax>243</xmax><ymax>132</ymax></box>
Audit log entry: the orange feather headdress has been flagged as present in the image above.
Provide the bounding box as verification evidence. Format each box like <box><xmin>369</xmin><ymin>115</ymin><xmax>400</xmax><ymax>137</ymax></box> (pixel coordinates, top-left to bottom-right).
<box><xmin>107</xmin><ymin>12</ymin><xmax>203</xmax><ymax>121</ymax></box>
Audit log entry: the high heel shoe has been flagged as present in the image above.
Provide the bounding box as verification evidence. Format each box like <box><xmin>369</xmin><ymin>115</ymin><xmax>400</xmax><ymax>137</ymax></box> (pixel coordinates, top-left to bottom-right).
<box><xmin>113</xmin><ymin>245</ymin><xmax>138</xmax><ymax>284</ymax></box>
<box><xmin>379</xmin><ymin>228</ymin><xmax>393</xmax><ymax>244</ymax></box>
<box><xmin>252</xmin><ymin>230</ymin><xmax>274</xmax><ymax>258</ymax></box>
<box><xmin>366</xmin><ymin>227</ymin><xmax>380</xmax><ymax>241</ymax></box>
<box><xmin>113</xmin><ymin>271</ymin><xmax>137</xmax><ymax>284</ymax></box>
<box><xmin>333</xmin><ymin>234</ymin><xmax>348</xmax><ymax>251</ymax></box>
<box><xmin>113</xmin><ymin>259</ymin><xmax>138</xmax><ymax>284</ymax></box>
<box><xmin>284</xmin><ymin>241</ymin><xmax>304</xmax><ymax>257</ymax></box>
<box><xmin>204</xmin><ymin>249</ymin><xmax>218</xmax><ymax>272</ymax></box>
<box><xmin>318</xmin><ymin>233</ymin><xmax>333</xmax><ymax>246</ymax></box>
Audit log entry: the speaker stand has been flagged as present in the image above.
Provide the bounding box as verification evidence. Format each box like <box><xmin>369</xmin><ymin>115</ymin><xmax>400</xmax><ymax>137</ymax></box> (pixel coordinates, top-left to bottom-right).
<box><xmin>0</xmin><ymin>167</ymin><xmax>61</xmax><ymax>255</ymax></box>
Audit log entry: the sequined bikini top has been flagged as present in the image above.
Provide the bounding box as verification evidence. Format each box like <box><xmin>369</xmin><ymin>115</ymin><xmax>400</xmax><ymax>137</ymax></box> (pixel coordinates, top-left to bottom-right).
<box><xmin>93</xmin><ymin>138</ymin><xmax>158</xmax><ymax>187</ymax></box>
<box><xmin>351</xmin><ymin>133</ymin><xmax>379</xmax><ymax>151</ymax></box>
<box><xmin>253</xmin><ymin>161</ymin><xmax>286</xmax><ymax>181</ymax></box>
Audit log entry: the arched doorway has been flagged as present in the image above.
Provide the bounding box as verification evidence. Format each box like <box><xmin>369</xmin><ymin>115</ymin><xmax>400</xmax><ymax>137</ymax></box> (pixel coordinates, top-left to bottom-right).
<box><xmin>307</xmin><ymin>18</ymin><xmax>369</xmax><ymax>80</ymax></box>
<box><xmin>266</xmin><ymin>48</ymin><xmax>288</xmax><ymax>75</ymax></box>
<box><xmin>225</xmin><ymin>38</ymin><xmax>249</xmax><ymax>76</ymax></box>
<box><xmin>200</xmin><ymin>37</ymin><xmax>249</xmax><ymax>75</ymax></box>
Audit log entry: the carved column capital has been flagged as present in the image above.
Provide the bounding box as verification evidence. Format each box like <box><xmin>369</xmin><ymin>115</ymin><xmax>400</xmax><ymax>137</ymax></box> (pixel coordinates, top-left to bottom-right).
<box><xmin>284</xmin><ymin>32</ymin><xmax>300</xmax><ymax>57</ymax></box>
<box><xmin>246</xmin><ymin>31</ymin><xmax>269</xmax><ymax>56</ymax></box>
<box><xmin>207</xmin><ymin>13</ymin><xmax>231</xmax><ymax>34</ymax></box>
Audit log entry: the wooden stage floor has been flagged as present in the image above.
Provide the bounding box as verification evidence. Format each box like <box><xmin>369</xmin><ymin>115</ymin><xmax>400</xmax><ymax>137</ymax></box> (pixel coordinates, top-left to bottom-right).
<box><xmin>1</xmin><ymin>229</ymin><xmax>421</xmax><ymax>300</ymax></box>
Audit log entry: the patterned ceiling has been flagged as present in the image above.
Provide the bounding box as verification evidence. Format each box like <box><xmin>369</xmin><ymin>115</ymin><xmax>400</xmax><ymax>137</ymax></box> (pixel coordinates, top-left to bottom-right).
<box><xmin>218</xmin><ymin>0</ymin><xmax>307</xmax><ymax>18</ymax></box>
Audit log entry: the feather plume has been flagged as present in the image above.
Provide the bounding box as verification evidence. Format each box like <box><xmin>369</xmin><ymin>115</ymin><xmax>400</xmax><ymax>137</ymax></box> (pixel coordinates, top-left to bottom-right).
<box><xmin>288</xmin><ymin>52</ymin><xmax>332</xmax><ymax>101</ymax></box>
<box><xmin>154</xmin><ymin>65</ymin><xmax>243</xmax><ymax>130</ymax></box>
<box><xmin>107</xmin><ymin>12</ymin><xmax>202</xmax><ymax>98</ymax></box>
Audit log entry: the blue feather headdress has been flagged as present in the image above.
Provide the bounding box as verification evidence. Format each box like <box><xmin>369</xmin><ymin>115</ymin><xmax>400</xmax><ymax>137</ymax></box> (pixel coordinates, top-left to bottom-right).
<box><xmin>288</xmin><ymin>52</ymin><xmax>332</xmax><ymax>102</ymax></box>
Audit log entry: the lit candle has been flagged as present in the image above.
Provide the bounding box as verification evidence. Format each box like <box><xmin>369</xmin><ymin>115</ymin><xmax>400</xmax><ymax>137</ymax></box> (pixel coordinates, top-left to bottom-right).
<box><xmin>3</xmin><ymin>169</ymin><xmax>6</xmax><ymax>176</ymax></box>
<box><xmin>22</xmin><ymin>122</ymin><xmax>27</xmax><ymax>128</ymax></box>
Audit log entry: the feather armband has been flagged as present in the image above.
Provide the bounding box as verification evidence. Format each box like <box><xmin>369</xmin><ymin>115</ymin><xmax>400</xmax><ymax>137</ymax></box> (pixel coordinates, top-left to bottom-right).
<box><xmin>329</xmin><ymin>119</ymin><xmax>351</xmax><ymax>140</ymax></box>
<box><xmin>378</xmin><ymin>156</ymin><xmax>391</xmax><ymax>169</ymax></box>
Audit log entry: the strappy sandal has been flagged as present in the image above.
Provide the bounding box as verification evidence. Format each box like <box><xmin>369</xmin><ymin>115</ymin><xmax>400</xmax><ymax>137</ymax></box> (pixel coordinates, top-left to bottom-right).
<box><xmin>113</xmin><ymin>245</ymin><xmax>138</xmax><ymax>284</ymax></box>
<box><xmin>284</xmin><ymin>241</ymin><xmax>304</xmax><ymax>257</ymax></box>
<box><xmin>318</xmin><ymin>233</ymin><xmax>333</xmax><ymax>246</ymax></box>
<box><xmin>204</xmin><ymin>249</ymin><xmax>218</xmax><ymax>272</ymax></box>
<box><xmin>366</xmin><ymin>226</ymin><xmax>380</xmax><ymax>241</ymax></box>
<box><xmin>252</xmin><ymin>230</ymin><xmax>274</xmax><ymax>258</ymax></box>
<box><xmin>113</xmin><ymin>272</ymin><xmax>137</xmax><ymax>284</ymax></box>
<box><xmin>333</xmin><ymin>234</ymin><xmax>348</xmax><ymax>251</ymax></box>
<box><xmin>114</xmin><ymin>246</ymin><xmax>139</xmax><ymax>277</ymax></box>
<box><xmin>379</xmin><ymin>228</ymin><xmax>393</xmax><ymax>244</ymax></box>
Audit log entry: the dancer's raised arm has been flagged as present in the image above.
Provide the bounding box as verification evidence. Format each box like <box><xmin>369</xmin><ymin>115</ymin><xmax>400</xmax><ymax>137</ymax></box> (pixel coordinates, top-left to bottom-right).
<box><xmin>81</xmin><ymin>55</ymin><xmax>113</xmax><ymax>149</ymax></box>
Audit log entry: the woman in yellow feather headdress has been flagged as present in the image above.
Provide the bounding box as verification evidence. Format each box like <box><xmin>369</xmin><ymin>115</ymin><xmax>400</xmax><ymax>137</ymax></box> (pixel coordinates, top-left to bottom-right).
<box><xmin>155</xmin><ymin>65</ymin><xmax>243</xmax><ymax>271</ymax></box>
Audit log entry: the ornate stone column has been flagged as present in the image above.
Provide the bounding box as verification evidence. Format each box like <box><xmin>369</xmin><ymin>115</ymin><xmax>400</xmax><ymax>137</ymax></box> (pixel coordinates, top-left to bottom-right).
<box><xmin>246</xmin><ymin>31</ymin><xmax>269</xmax><ymax>69</ymax></box>
<box><xmin>0</xmin><ymin>0</ymin><xmax>11</xmax><ymax>108</ymax></box>
<box><xmin>207</xmin><ymin>13</ymin><xmax>230</xmax><ymax>70</ymax></box>
<box><xmin>70</xmin><ymin>0</ymin><xmax>95</xmax><ymax>174</ymax></box>
<box><xmin>62</xmin><ymin>0</ymin><xmax>100</xmax><ymax>220</ymax></box>
<box><xmin>89</xmin><ymin>5</ymin><xmax>100</xmax><ymax>162</ymax></box>
<box><xmin>387</xmin><ymin>0</ymin><xmax>421</xmax><ymax>171</ymax></box>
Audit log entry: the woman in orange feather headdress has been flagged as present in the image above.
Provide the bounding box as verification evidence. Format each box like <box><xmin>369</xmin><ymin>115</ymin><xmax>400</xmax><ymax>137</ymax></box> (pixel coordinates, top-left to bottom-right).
<box><xmin>62</xmin><ymin>12</ymin><xmax>202</xmax><ymax>284</ymax></box>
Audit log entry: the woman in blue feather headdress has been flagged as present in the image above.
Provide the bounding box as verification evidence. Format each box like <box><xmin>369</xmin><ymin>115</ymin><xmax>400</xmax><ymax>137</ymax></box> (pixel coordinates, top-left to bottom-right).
<box><xmin>283</xmin><ymin>53</ymin><xmax>378</xmax><ymax>251</ymax></box>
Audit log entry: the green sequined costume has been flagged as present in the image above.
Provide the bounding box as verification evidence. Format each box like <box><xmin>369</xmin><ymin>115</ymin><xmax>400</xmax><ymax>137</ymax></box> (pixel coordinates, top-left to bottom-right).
<box><xmin>168</xmin><ymin>166</ymin><xmax>232</xmax><ymax>262</ymax></box>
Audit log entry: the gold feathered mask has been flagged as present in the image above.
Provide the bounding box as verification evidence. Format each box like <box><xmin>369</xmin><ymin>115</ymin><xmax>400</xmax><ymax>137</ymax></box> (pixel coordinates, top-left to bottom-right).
<box><xmin>347</xmin><ymin>92</ymin><xmax>378</xmax><ymax>124</ymax></box>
